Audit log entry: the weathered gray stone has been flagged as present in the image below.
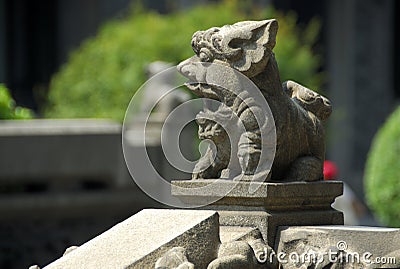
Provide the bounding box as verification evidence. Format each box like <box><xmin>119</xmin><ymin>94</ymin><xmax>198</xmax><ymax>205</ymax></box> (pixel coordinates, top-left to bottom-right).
<box><xmin>219</xmin><ymin>226</ymin><xmax>261</xmax><ymax>243</ymax></box>
<box><xmin>172</xmin><ymin>180</ymin><xmax>343</xmax><ymax>247</ymax></box>
<box><xmin>276</xmin><ymin>226</ymin><xmax>400</xmax><ymax>268</ymax></box>
<box><xmin>44</xmin><ymin>209</ymin><xmax>220</xmax><ymax>269</ymax></box>
<box><xmin>155</xmin><ymin>247</ymin><xmax>194</xmax><ymax>269</ymax></box>
<box><xmin>177</xmin><ymin>19</ymin><xmax>331</xmax><ymax>182</ymax></box>
<box><xmin>0</xmin><ymin>119</ymin><xmax>129</xmax><ymax>187</ymax></box>
<box><xmin>172</xmin><ymin>180</ymin><xmax>342</xmax><ymax>210</ymax></box>
<box><xmin>210</xmin><ymin>227</ymin><xmax>274</xmax><ymax>269</ymax></box>
<box><xmin>34</xmin><ymin>17</ymin><xmax>391</xmax><ymax>269</ymax></box>
<box><xmin>62</xmin><ymin>246</ymin><xmax>77</xmax><ymax>256</ymax></box>
<box><xmin>208</xmin><ymin>240</ymin><xmax>260</xmax><ymax>269</ymax></box>
<box><xmin>219</xmin><ymin>210</ymin><xmax>343</xmax><ymax>250</ymax></box>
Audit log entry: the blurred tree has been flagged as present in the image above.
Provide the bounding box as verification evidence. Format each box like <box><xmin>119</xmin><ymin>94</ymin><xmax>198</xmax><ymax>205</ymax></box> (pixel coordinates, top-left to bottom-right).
<box><xmin>0</xmin><ymin>84</ymin><xmax>33</xmax><ymax>119</ymax></box>
<box><xmin>365</xmin><ymin>106</ymin><xmax>400</xmax><ymax>227</ymax></box>
<box><xmin>45</xmin><ymin>1</ymin><xmax>322</xmax><ymax>121</ymax></box>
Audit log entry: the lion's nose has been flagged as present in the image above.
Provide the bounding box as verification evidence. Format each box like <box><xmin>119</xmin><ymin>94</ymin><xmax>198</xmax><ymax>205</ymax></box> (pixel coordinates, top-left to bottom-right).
<box><xmin>176</xmin><ymin>59</ymin><xmax>189</xmax><ymax>76</ymax></box>
<box><xmin>177</xmin><ymin>56</ymin><xmax>201</xmax><ymax>81</ymax></box>
<box><xmin>179</xmin><ymin>66</ymin><xmax>196</xmax><ymax>82</ymax></box>
<box><xmin>177</xmin><ymin>59</ymin><xmax>188</xmax><ymax>74</ymax></box>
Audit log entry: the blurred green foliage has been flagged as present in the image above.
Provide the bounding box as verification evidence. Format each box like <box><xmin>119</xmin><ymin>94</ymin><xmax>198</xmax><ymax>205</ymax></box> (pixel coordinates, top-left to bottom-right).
<box><xmin>45</xmin><ymin>1</ymin><xmax>322</xmax><ymax>121</ymax></box>
<box><xmin>365</xmin><ymin>106</ymin><xmax>400</xmax><ymax>227</ymax></box>
<box><xmin>0</xmin><ymin>84</ymin><xmax>33</xmax><ymax>120</ymax></box>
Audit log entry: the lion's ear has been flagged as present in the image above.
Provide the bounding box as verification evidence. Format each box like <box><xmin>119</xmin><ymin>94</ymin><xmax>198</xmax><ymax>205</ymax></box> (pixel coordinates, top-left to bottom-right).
<box><xmin>222</xmin><ymin>19</ymin><xmax>278</xmax><ymax>77</ymax></box>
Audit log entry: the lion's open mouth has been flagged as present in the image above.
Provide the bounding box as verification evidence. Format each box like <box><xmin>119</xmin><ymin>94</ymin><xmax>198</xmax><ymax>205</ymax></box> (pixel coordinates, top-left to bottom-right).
<box><xmin>184</xmin><ymin>82</ymin><xmax>202</xmax><ymax>95</ymax></box>
<box><xmin>184</xmin><ymin>82</ymin><xmax>220</xmax><ymax>100</ymax></box>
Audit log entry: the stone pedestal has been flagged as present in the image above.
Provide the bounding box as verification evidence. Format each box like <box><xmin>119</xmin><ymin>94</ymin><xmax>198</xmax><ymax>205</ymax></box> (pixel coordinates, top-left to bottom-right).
<box><xmin>172</xmin><ymin>180</ymin><xmax>344</xmax><ymax>247</ymax></box>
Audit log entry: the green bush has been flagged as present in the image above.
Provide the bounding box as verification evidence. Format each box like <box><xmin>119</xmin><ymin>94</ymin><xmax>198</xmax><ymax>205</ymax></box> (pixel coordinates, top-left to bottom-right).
<box><xmin>45</xmin><ymin>1</ymin><xmax>322</xmax><ymax>121</ymax></box>
<box><xmin>0</xmin><ymin>84</ymin><xmax>33</xmax><ymax>119</ymax></box>
<box><xmin>365</xmin><ymin>106</ymin><xmax>400</xmax><ymax>227</ymax></box>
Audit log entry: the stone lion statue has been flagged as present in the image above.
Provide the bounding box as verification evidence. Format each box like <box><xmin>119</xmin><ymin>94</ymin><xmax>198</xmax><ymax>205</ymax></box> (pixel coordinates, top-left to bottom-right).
<box><xmin>177</xmin><ymin>19</ymin><xmax>331</xmax><ymax>182</ymax></box>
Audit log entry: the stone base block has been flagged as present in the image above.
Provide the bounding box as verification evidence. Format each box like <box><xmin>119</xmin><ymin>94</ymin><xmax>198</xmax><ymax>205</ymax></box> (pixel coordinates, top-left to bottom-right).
<box><xmin>215</xmin><ymin>208</ymin><xmax>343</xmax><ymax>247</ymax></box>
<box><xmin>172</xmin><ymin>180</ymin><xmax>344</xmax><ymax>246</ymax></box>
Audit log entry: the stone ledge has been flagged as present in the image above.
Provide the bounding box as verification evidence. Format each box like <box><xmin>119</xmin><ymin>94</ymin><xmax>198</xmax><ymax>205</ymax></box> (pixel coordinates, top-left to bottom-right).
<box><xmin>219</xmin><ymin>226</ymin><xmax>261</xmax><ymax>243</ymax></box>
<box><xmin>172</xmin><ymin>180</ymin><xmax>343</xmax><ymax>211</ymax></box>
<box><xmin>0</xmin><ymin>119</ymin><xmax>121</xmax><ymax>136</ymax></box>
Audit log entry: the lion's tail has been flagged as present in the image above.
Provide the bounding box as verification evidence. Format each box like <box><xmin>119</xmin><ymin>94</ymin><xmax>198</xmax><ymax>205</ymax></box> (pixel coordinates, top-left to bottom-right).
<box><xmin>282</xmin><ymin>80</ymin><xmax>332</xmax><ymax>121</ymax></box>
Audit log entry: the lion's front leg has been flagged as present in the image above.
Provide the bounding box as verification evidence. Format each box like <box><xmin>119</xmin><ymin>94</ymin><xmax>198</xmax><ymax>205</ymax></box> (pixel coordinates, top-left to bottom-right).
<box><xmin>192</xmin><ymin>146</ymin><xmax>221</xmax><ymax>179</ymax></box>
<box><xmin>285</xmin><ymin>156</ymin><xmax>323</xmax><ymax>182</ymax></box>
<box><xmin>194</xmin><ymin>114</ymin><xmax>230</xmax><ymax>179</ymax></box>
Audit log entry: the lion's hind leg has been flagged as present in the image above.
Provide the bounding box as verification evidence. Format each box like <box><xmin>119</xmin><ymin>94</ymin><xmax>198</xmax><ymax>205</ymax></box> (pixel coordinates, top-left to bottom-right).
<box><xmin>285</xmin><ymin>156</ymin><xmax>323</xmax><ymax>182</ymax></box>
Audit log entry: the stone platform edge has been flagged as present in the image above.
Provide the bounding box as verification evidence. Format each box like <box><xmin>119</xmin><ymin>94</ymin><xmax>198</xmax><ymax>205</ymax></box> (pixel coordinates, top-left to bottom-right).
<box><xmin>171</xmin><ymin>180</ymin><xmax>343</xmax><ymax>210</ymax></box>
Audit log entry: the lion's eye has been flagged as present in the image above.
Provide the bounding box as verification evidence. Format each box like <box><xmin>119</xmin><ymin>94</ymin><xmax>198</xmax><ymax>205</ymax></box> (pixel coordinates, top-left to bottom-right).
<box><xmin>199</xmin><ymin>48</ymin><xmax>212</xmax><ymax>62</ymax></box>
<box><xmin>199</xmin><ymin>52</ymin><xmax>209</xmax><ymax>62</ymax></box>
<box><xmin>212</xmin><ymin>36</ymin><xmax>222</xmax><ymax>51</ymax></box>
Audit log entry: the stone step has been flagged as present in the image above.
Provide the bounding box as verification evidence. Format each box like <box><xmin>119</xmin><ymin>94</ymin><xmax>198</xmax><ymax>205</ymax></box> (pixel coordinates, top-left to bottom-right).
<box><xmin>43</xmin><ymin>209</ymin><xmax>219</xmax><ymax>269</ymax></box>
